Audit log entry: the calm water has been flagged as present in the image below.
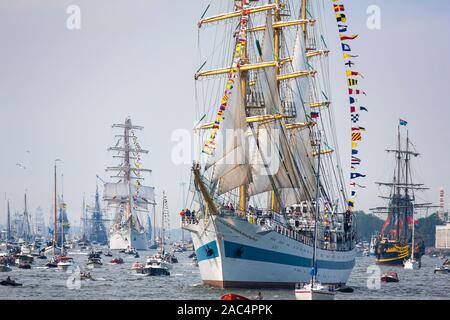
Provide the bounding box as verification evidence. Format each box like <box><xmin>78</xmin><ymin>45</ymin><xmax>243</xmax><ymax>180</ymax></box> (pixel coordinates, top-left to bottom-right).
<box><xmin>1</xmin><ymin>250</ymin><xmax>449</xmax><ymax>300</ymax></box>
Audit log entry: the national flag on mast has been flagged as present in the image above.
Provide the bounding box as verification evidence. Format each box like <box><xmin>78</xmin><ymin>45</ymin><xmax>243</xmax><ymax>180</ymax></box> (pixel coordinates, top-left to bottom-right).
<box><xmin>310</xmin><ymin>112</ymin><xmax>319</xmax><ymax>119</ymax></box>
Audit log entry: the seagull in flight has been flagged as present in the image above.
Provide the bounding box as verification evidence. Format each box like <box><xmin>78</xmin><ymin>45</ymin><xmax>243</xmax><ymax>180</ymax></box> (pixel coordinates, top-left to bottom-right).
<box><xmin>16</xmin><ymin>163</ymin><xmax>26</xmax><ymax>170</ymax></box>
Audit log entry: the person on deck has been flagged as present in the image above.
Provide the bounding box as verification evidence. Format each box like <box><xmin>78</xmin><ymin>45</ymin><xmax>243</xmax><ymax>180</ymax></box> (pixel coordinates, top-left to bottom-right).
<box><xmin>191</xmin><ymin>210</ymin><xmax>196</xmax><ymax>224</ymax></box>
<box><xmin>179</xmin><ymin>209</ymin><xmax>186</xmax><ymax>223</ymax></box>
<box><xmin>185</xmin><ymin>208</ymin><xmax>191</xmax><ymax>223</ymax></box>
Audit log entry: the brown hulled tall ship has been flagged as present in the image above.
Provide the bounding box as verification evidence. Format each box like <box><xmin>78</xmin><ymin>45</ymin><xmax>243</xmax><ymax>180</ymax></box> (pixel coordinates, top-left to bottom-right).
<box><xmin>370</xmin><ymin>124</ymin><xmax>434</xmax><ymax>266</ymax></box>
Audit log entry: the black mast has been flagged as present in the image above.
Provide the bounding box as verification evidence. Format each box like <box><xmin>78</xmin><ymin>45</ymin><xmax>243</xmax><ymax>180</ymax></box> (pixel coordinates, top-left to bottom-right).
<box><xmin>404</xmin><ymin>130</ymin><xmax>410</xmax><ymax>243</ymax></box>
<box><xmin>396</xmin><ymin>125</ymin><xmax>401</xmax><ymax>241</ymax></box>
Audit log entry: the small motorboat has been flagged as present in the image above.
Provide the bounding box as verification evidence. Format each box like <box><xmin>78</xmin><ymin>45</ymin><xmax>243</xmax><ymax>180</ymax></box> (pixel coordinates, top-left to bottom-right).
<box><xmin>140</xmin><ymin>258</ymin><xmax>170</xmax><ymax>276</ymax></box>
<box><xmin>1</xmin><ymin>277</ymin><xmax>22</xmax><ymax>287</ymax></box>
<box><xmin>142</xmin><ymin>265</ymin><xmax>170</xmax><ymax>276</ymax></box>
<box><xmin>147</xmin><ymin>253</ymin><xmax>172</xmax><ymax>270</ymax></box>
<box><xmin>381</xmin><ymin>272</ymin><xmax>399</xmax><ymax>283</ymax></box>
<box><xmin>104</xmin><ymin>251</ymin><xmax>113</xmax><ymax>257</ymax></box>
<box><xmin>295</xmin><ymin>282</ymin><xmax>335</xmax><ymax>300</ymax></box>
<box><xmin>45</xmin><ymin>261</ymin><xmax>58</xmax><ymax>268</ymax></box>
<box><xmin>86</xmin><ymin>257</ymin><xmax>103</xmax><ymax>269</ymax></box>
<box><xmin>131</xmin><ymin>262</ymin><xmax>147</xmax><ymax>276</ymax></box>
<box><xmin>18</xmin><ymin>261</ymin><xmax>31</xmax><ymax>269</ymax></box>
<box><xmin>15</xmin><ymin>254</ymin><xmax>34</xmax><ymax>266</ymax></box>
<box><xmin>0</xmin><ymin>265</ymin><xmax>12</xmax><ymax>272</ymax></box>
<box><xmin>434</xmin><ymin>266</ymin><xmax>449</xmax><ymax>274</ymax></box>
<box><xmin>110</xmin><ymin>257</ymin><xmax>124</xmax><ymax>265</ymax></box>
<box><xmin>188</xmin><ymin>252</ymin><xmax>196</xmax><ymax>259</ymax></box>
<box><xmin>88</xmin><ymin>251</ymin><xmax>101</xmax><ymax>259</ymax></box>
<box><xmin>221</xmin><ymin>294</ymin><xmax>249</xmax><ymax>301</ymax></box>
<box><xmin>57</xmin><ymin>257</ymin><xmax>74</xmax><ymax>270</ymax></box>
<box><xmin>167</xmin><ymin>254</ymin><xmax>178</xmax><ymax>264</ymax></box>
<box><xmin>337</xmin><ymin>285</ymin><xmax>354</xmax><ymax>293</ymax></box>
<box><xmin>80</xmin><ymin>272</ymin><xmax>93</xmax><ymax>281</ymax></box>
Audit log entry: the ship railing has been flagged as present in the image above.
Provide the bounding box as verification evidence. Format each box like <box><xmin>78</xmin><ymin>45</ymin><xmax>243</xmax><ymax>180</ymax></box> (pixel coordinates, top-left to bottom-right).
<box><xmin>273</xmin><ymin>222</ymin><xmax>354</xmax><ymax>252</ymax></box>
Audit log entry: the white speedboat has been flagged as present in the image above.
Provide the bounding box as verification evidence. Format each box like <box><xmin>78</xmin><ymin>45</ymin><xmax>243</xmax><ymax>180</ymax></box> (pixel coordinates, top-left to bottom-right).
<box><xmin>57</xmin><ymin>256</ymin><xmax>74</xmax><ymax>270</ymax></box>
<box><xmin>147</xmin><ymin>252</ymin><xmax>173</xmax><ymax>270</ymax></box>
<box><xmin>86</xmin><ymin>257</ymin><xmax>102</xmax><ymax>269</ymax></box>
<box><xmin>295</xmin><ymin>282</ymin><xmax>335</xmax><ymax>301</ymax></box>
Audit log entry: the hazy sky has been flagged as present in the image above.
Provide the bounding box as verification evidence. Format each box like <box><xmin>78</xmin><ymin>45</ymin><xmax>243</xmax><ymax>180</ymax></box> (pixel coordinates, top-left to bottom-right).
<box><xmin>1</xmin><ymin>0</ymin><xmax>449</xmax><ymax>229</ymax></box>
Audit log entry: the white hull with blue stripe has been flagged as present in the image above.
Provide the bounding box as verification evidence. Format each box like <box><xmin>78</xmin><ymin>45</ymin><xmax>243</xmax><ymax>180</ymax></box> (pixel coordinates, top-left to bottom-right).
<box><xmin>184</xmin><ymin>215</ymin><xmax>356</xmax><ymax>288</ymax></box>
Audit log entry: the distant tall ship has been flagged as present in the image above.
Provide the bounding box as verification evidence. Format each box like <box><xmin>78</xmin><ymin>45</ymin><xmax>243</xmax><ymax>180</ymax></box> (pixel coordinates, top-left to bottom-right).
<box><xmin>104</xmin><ymin>118</ymin><xmax>155</xmax><ymax>250</ymax></box>
<box><xmin>183</xmin><ymin>0</ymin><xmax>356</xmax><ymax>288</ymax></box>
<box><xmin>370</xmin><ymin>124</ymin><xmax>433</xmax><ymax>266</ymax></box>
<box><xmin>84</xmin><ymin>186</ymin><xmax>109</xmax><ymax>245</ymax></box>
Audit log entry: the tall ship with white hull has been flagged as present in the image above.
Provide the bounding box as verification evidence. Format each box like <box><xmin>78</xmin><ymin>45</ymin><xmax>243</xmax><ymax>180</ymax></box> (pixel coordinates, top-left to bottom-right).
<box><xmin>104</xmin><ymin>118</ymin><xmax>155</xmax><ymax>250</ymax></box>
<box><xmin>183</xmin><ymin>0</ymin><xmax>356</xmax><ymax>288</ymax></box>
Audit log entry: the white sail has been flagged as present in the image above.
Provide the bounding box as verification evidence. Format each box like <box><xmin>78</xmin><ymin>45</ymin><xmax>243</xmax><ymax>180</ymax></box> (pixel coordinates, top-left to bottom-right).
<box><xmin>247</xmin><ymin>13</ymin><xmax>300</xmax><ymax>197</ymax></box>
<box><xmin>282</xmin><ymin>28</ymin><xmax>317</xmax><ymax>205</ymax></box>
<box><xmin>104</xmin><ymin>183</ymin><xmax>155</xmax><ymax>208</ymax></box>
<box><xmin>205</xmin><ymin>73</ymin><xmax>250</xmax><ymax>195</ymax></box>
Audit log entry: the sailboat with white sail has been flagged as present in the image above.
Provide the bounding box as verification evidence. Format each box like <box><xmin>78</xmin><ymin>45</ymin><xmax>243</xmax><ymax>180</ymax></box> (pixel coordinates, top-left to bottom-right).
<box><xmin>295</xmin><ymin>135</ymin><xmax>334</xmax><ymax>300</ymax></box>
<box><xmin>104</xmin><ymin>117</ymin><xmax>155</xmax><ymax>250</ymax></box>
<box><xmin>183</xmin><ymin>0</ymin><xmax>356</xmax><ymax>288</ymax></box>
<box><xmin>404</xmin><ymin>203</ymin><xmax>419</xmax><ymax>270</ymax></box>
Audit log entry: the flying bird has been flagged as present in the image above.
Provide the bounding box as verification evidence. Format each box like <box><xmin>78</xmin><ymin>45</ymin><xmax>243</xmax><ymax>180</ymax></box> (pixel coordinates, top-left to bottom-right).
<box><xmin>16</xmin><ymin>163</ymin><xmax>26</xmax><ymax>170</ymax></box>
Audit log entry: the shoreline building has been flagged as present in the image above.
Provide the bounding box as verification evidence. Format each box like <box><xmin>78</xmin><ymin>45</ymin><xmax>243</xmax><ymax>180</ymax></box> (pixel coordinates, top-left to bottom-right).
<box><xmin>435</xmin><ymin>222</ymin><xmax>450</xmax><ymax>249</ymax></box>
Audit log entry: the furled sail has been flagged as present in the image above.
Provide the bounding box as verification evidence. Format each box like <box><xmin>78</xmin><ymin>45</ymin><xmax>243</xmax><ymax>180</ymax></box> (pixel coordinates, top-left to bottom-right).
<box><xmin>104</xmin><ymin>183</ymin><xmax>155</xmax><ymax>209</ymax></box>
